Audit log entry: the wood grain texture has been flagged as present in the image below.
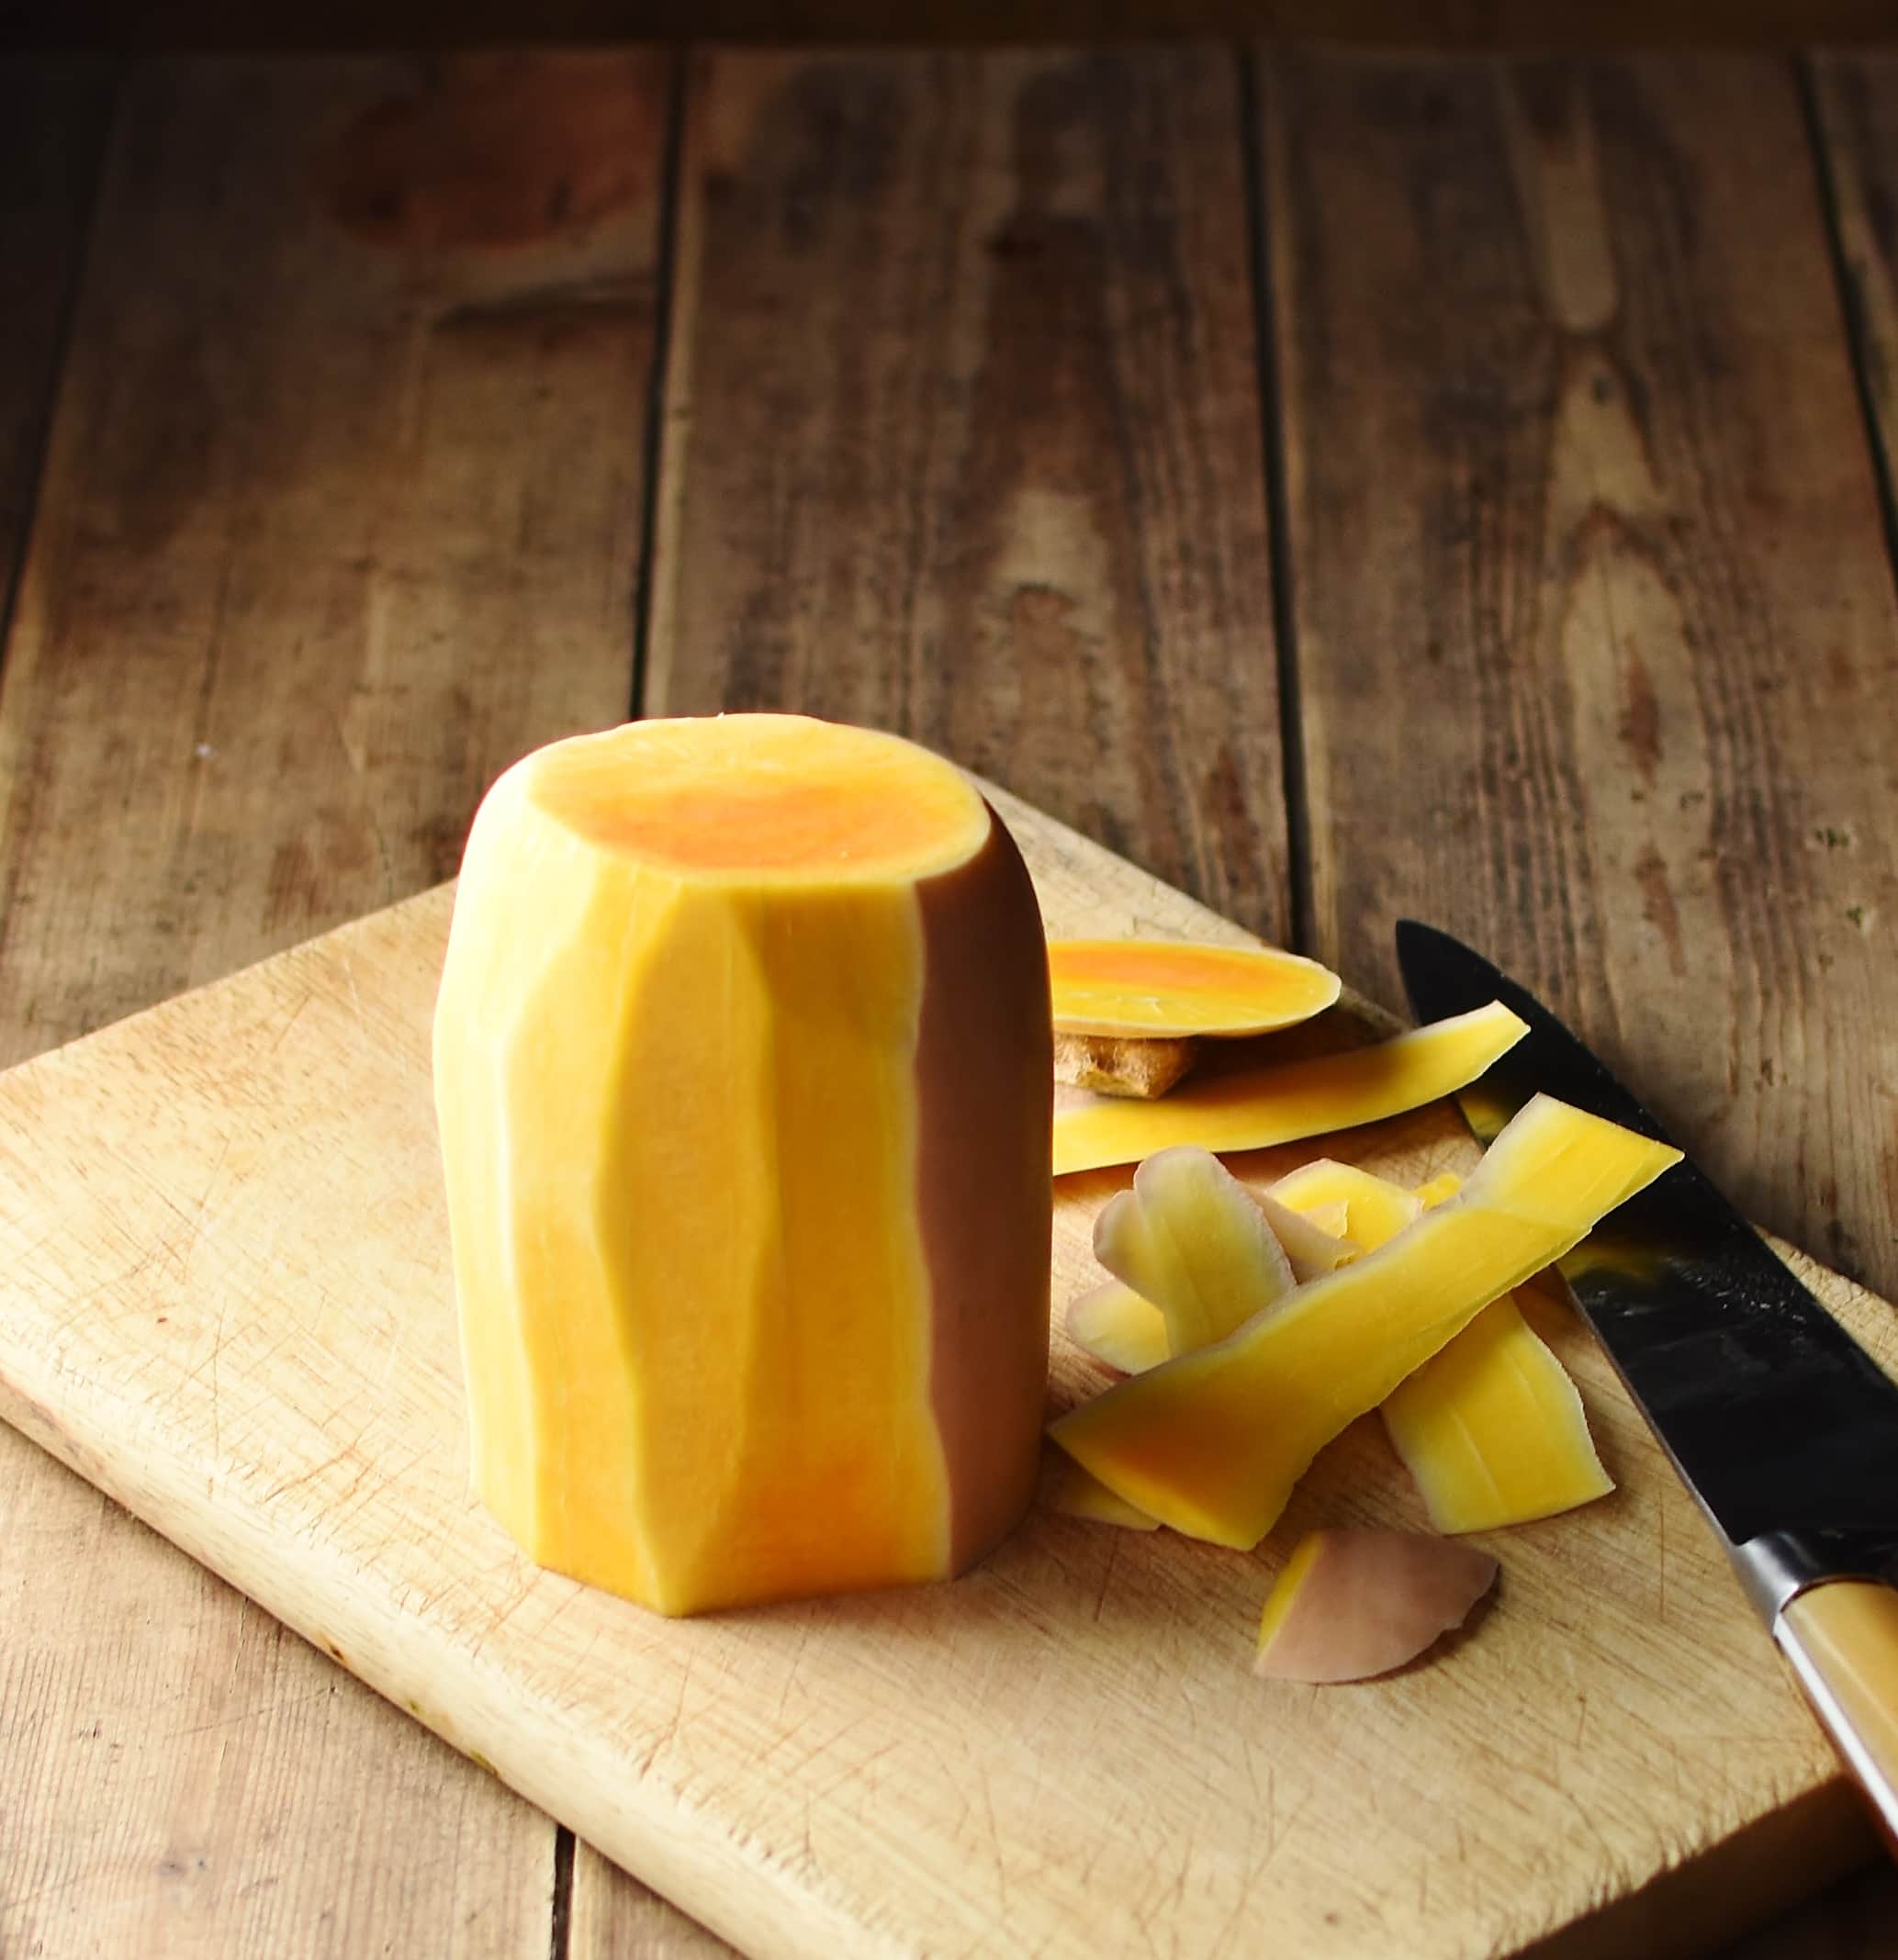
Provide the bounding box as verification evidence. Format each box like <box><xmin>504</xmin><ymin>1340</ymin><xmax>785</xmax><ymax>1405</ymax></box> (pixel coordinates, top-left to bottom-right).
<box><xmin>16</xmin><ymin>0</ymin><xmax>1898</xmax><ymax>52</ymax></box>
<box><xmin>0</xmin><ymin>788</ymin><xmax>1890</xmax><ymax>1960</ymax></box>
<box><xmin>1811</xmin><ymin>52</ymin><xmax>1898</xmax><ymax>617</ymax></box>
<box><xmin>0</xmin><ymin>60</ymin><xmax>111</xmax><ymax>624</ymax></box>
<box><xmin>572</xmin><ymin>1844</ymin><xmax>739</xmax><ymax>1960</ymax></box>
<box><xmin>646</xmin><ymin>49</ymin><xmax>1289</xmax><ymax>941</ymax></box>
<box><xmin>1772</xmin><ymin>57</ymin><xmax>1898</xmax><ymax>1951</ymax></box>
<box><xmin>1263</xmin><ymin>50</ymin><xmax>1898</xmax><ymax>1307</ymax></box>
<box><xmin>0</xmin><ymin>51</ymin><xmax>673</xmax><ymax>1959</ymax></box>
<box><xmin>0</xmin><ymin>1451</ymin><xmax>557</xmax><ymax>1957</ymax></box>
<box><xmin>0</xmin><ymin>51</ymin><xmax>669</xmax><ymax>1065</ymax></box>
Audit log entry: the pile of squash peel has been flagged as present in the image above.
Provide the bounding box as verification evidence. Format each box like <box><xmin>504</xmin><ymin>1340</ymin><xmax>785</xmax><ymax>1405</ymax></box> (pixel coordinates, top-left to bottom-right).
<box><xmin>1043</xmin><ymin>938</ymin><xmax>1681</xmax><ymax>1684</ymax></box>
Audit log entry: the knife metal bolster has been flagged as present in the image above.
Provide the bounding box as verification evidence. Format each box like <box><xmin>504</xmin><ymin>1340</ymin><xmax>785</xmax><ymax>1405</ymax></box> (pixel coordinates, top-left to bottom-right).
<box><xmin>1731</xmin><ymin>1526</ymin><xmax>1898</xmax><ymax>1621</ymax></box>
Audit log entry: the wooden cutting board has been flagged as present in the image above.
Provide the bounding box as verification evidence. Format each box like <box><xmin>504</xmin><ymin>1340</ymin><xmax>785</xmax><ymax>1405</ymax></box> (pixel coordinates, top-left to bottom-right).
<box><xmin>0</xmin><ymin>784</ymin><xmax>1889</xmax><ymax>1959</ymax></box>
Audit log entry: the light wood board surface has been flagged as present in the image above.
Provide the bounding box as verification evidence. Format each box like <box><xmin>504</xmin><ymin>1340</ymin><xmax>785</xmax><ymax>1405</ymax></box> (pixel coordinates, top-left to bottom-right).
<box><xmin>0</xmin><ymin>783</ymin><xmax>1891</xmax><ymax>1960</ymax></box>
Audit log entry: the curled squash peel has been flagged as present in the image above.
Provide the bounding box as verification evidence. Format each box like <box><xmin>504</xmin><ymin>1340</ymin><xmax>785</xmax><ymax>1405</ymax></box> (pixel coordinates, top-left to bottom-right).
<box><xmin>1049</xmin><ymin>1095</ymin><xmax>1679</xmax><ymax>1549</ymax></box>
<box><xmin>434</xmin><ymin>715</ymin><xmax>1053</xmax><ymax>1616</ymax></box>
<box><xmin>1290</xmin><ymin>1162</ymin><xmax>1616</xmax><ymax>1531</ymax></box>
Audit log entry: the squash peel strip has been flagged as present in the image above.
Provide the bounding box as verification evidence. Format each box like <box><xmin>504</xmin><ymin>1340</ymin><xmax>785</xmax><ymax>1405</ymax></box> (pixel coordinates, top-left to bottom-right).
<box><xmin>1051</xmin><ymin>1002</ymin><xmax>1529</xmax><ymax>1177</ymax></box>
<box><xmin>1049</xmin><ymin>1095</ymin><xmax>1679</xmax><ymax>1549</ymax></box>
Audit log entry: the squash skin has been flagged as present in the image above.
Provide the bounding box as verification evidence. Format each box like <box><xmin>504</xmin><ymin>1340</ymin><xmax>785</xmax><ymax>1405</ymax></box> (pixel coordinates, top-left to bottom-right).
<box><xmin>433</xmin><ymin>717</ymin><xmax>1051</xmax><ymax>1616</ymax></box>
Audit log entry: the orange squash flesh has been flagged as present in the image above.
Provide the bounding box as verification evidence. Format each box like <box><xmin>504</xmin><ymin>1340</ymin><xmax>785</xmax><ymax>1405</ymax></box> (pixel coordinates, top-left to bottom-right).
<box><xmin>434</xmin><ymin>714</ymin><xmax>1052</xmax><ymax>1616</ymax></box>
<box><xmin>1048</xmin><ymin>938</ymin><xmax>1341</xmax><ymax>1038</ymax></box>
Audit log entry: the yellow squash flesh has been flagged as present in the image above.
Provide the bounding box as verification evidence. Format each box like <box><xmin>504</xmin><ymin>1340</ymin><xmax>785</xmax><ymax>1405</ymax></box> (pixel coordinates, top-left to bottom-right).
<box><xmin>1065</xmin><ymin>1278</ymin><xmax>1170</xmax><ymax>1374</ymax></box>
<box><xmin>1051</xmin><ymin>1002</ymin><xmax>1530</xmax><ymax>1176</ymax></box>
<box><xmin>1286</xmin><ymin>1163</ymin><xmax>1618</xmax><ymax>1532</ymax></box>
<box><xmin>1382</xmin><ymin>1298</ymin><xmax>1614</xmax><ymax>1531</ymax></box>
<box><xmin>1092</xmin><ymin>1148</ymin><xmax>1296</xmax><ymax>1351</ymax></box>
<box><xmin>1048</xmin><ymin>1458</ymin><xmax>1161</xmax><ymax>1531</ymax></box>
<box><xmin>1049</xmin><ymin>1096</ymin><xmax>1679</xmax><ymax>1548</ymax></box>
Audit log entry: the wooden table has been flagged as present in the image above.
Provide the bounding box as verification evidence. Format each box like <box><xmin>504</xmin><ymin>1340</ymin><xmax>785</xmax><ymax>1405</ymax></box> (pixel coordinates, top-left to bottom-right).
<box><xmin>1</xmin><ymin>45</ymin><xmax>1894</xmax><ymax>1958</ymax></box>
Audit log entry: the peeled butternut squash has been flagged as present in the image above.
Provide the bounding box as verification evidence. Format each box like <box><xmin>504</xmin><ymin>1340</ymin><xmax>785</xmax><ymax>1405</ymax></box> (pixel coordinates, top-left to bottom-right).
<box><xmin>1049</xmin><ymin>1096</ymin><xmax>1679</xmax><ymax>1549</ymax></box>
<box><xmin>433</xmin><ymin>715</ymin><xmax>1053</xmax><ymax>1616</ymax></box>
<box><xmin>1048</xmin><ymin>938</ymin><xmax>1341</xmax><ymax>1037</ymax></box>
<box><xmin>1051</xmin><ymin>1002</ymin><xmax>1530</xmax><ymax>1176</ymax></box>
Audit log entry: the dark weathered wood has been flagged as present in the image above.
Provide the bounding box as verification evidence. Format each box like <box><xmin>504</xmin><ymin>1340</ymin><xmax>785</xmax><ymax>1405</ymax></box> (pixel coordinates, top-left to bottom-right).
<box><xmin>0</xmin><ymin>60</ymin><xmax>111</xmax><ymax>641</ymax></box>
<box><xmin>1811</xmin><ymin>52</ymin><xmax>1898</xmax><ymax>588</ymax></box>
<box><xmin>1266</xmin><ymin>50</ymin><xmax>1898</xmax><ymax>1284</ymax></box>
<box><xmin>1788</xmin><ymin>60</ymin><xmax>1898</xmax><ymax>1950</ymax></box>
<box><xmin>1264</xmin><ymin>49</ymin><xmax>1898</xmax><ymax>1942</ymax></box>
<box><xmin>1720</xmin><ymin>1856</ymin><xmax>1898</xmax><ymax>1959</ymax></box>
<box><xmin>12</xmin><ymin>0</ymin><xmax>1898</xmax><ymax>50</ymax></box>
<box><xmin>646</xmin><ymin>48</ymin><xmax>1289</xmax><ymax>940</ymax></box>
<box><xmin>0</xmin><ymin>51</ymin><xmax>671</xmax><ymax>1061</ymax></box>
<box><xmin>0</xmin><ymin>51</ymin><xmax>673</xmax><ymax>1956</ymax></box>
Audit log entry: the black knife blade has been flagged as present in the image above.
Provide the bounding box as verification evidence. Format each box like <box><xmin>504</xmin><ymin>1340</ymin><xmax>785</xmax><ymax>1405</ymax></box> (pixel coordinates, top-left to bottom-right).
<box><xmin>1397</xmin><ymin>919</ymin><xmax>1898</xmax><ymax>1844</ymax></box>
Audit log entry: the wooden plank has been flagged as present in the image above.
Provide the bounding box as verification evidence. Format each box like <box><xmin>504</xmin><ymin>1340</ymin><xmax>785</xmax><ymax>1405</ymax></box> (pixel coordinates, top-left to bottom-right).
<box><xmin>0</xmin><ymin>50</ymin><xmax>670</xmax><ymax>1061</ymax></box>
<box><xmin>1811</xmin><ymin>53</ymin><xmax>1898</xmax><ymax>583</ymax></box>
<box><xmin>0</xmin><ymin>51</ymin><xmax>671</xmax><ymax>1956</ymax></box>
<box><xmin>0</xmin><ymin>1462</ymin><xmax>559</xmax><ymax>1956</ymax></box>
<box><xmin>1265</xmin><ymin>49</ymin><xmax>1898</xmax><ymax>1945</ymax></box>
<box><xmin>0</xmin><ymin>60</ymin><xmax>110</xmax><ymax>622</ymax></box>
<box><xmin>1720</xmin><ymin>1856</ymin><xmax>1898</xmax><ymax>1959</ymax></box>
<box><xmin>1265</xmin><ymin>50</ymin><xmax>1898</xmax><ymax>1294</ymax></box>
<box><xmin>1737</xmin><ymin>64</ymin><xmax>1898</xmax><ymax>1957</ymax></box>
<box><xmin>571</xmin><ymin>1849</ymin><xmax>737</xmax><ymax>1960</ymax></box>
<box><xmin>645</xmin><ymin>49</ymin><xmax>1288</xmax><ymax>941</ymax></box>
<box><xmin>0</xmin><ymin>791</ymin><xmax>1889</xmax><ymax>1960</ymax></box>
<box><xmin>14</xmin><ymin>0</ymin><xmax>1898</xmax><ymax>53</ymax></box>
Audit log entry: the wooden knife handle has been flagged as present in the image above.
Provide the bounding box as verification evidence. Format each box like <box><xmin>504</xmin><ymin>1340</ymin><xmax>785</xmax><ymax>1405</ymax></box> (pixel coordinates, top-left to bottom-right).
<box><xmin>1775</xmin><ymin>1580</ymin><xmax>1898</xmax><ymax>1854</ymax></box>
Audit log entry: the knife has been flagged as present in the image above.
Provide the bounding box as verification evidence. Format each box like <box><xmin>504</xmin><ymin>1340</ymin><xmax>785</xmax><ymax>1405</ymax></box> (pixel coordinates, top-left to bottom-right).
<box><xmin>1396</xmin><ymin>920</ymin><xmax>1898</xmax><ymax>1846</ymax></box>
